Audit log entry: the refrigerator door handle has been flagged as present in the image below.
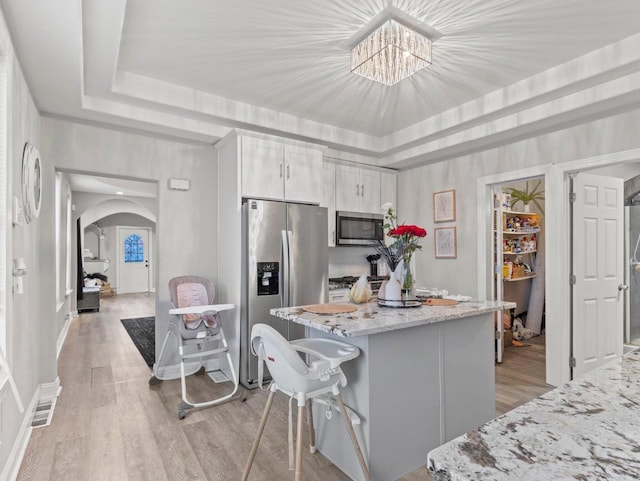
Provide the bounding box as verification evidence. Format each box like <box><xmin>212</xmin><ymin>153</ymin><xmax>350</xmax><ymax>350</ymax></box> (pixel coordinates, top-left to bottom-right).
<box><xmin>281</xmin><ymin>230</ymin><xmax>289</xmax><ymax>307</ymax></box>
<box><xmin>286</xmin><ymin>230</ymin><xmax>294</xmax><ymax>305</ymax></box>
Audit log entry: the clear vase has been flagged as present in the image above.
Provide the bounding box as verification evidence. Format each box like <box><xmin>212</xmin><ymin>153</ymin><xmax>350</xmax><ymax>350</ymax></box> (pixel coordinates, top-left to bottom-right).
<box><xmin>401</xmin><ymin>255</ymin><xmax>413</xmax><ymax>296</ymax></box>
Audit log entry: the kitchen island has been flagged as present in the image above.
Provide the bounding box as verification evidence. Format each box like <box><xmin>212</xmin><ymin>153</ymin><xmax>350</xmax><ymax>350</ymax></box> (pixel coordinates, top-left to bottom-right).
<box><xmin>272</xmin><ymin>299</ymin><xmax>514</xmax><ymax>481</ymax></box>
<box><xmin>427</xmin><ymin>349</ymin><xmax>640</xmax><ymax>481</ymax></box>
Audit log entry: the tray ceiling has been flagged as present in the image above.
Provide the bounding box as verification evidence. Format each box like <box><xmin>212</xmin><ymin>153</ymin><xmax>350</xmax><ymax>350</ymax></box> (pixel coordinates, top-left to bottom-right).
<box><xmin>3</xmin><ymin>0</ymin><xmax>640</xmax><ymax>168</ymax></box>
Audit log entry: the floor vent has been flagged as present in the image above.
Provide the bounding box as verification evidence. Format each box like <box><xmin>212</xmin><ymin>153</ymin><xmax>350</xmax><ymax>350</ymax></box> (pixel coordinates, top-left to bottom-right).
<box><xmin>207</xmin><ymin>370</ymin><xmax>229</xmax><ymax>383</ymax></box>
<box><xmin>31</xmin><ymin>397</ymin><xmax>57</xmax><ymax>428</ymax></box>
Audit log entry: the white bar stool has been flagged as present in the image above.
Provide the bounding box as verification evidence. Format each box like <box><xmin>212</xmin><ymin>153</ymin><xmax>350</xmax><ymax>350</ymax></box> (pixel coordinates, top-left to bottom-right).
<box><xmin>242</xmin><ymin>323</ymin><xmax>371</xmax><ymax>481</ymax></box>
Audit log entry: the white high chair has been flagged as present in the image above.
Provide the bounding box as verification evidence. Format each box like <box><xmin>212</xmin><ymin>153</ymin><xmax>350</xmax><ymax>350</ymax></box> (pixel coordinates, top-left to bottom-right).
<box><xmin>149</xmin><ymin>275</ymin><xmax>244</xmax><ymax>419</ymax></box>
<box><xmin>242</xmin><ymin>323</ymin><xmax>371</xmax><ymax>481</ymax></box>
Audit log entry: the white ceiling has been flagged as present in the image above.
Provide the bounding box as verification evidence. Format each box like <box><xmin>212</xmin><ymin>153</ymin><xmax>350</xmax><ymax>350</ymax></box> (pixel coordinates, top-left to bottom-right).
<box><xmin>67</xmin><ymin>173</ymin><xmax>156</xmax><ymax>198</ymax></box>
<box><xmin>3</xmin><ymin>0</ymin><xmax>640</xmax><ymax>168</ymax></box>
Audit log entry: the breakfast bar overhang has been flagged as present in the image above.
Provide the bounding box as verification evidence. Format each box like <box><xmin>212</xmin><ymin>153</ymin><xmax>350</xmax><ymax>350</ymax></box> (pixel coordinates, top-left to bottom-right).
<box><xmin>272</xmin><ymin>299</ymin><xmax>515</xmax><ymax>481</ymax></box>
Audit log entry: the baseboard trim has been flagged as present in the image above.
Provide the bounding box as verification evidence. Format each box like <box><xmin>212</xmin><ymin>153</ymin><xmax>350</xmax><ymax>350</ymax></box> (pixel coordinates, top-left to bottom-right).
<box><xmin>0</xmin><ymin>387</ymin><xmax>39</xmax><ymax>481</ymax></box>
<box><xmin>39</xmin><ymin>377</ymin><xmax>62</xmax><ymax>400</ymax></box>
<box><xmin>56</xmin><ymin>313</ymin><xmax>74</xmax><ymax>359</ymax></box>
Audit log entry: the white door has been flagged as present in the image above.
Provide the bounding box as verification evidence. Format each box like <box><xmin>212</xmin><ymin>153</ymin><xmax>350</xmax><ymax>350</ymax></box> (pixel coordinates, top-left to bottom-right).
<box><xmin>572</xmin><ymin>173</ymin><xmax>624</xmax><ymax>379</ymax></box>
<box><xmin>118</xmin><ymin>227</ymin><xmax>150</xmax><ymax>294</ymax></box>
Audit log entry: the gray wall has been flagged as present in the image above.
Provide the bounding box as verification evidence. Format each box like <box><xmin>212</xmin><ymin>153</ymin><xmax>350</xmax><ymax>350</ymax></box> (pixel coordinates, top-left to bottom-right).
<box><xmin>40</xmin><ymin>117</ymin><xmax>219</xmax><ymax>368</ymax></box>
<box><xmin>398</xmin><ymin>108</ymin><xmax>640</xmax><ymax>299</ymax></box>
<box><xmin>0</xmin><ymin>26</ymin><xmax>51</xmax><ymax>474</ymax></box>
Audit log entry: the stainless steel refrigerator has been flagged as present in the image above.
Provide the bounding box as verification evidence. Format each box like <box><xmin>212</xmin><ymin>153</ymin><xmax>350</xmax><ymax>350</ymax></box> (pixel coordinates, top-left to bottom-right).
<box><xmin>241</xmin><ymin>199</ymin><xmax>328</xmax><ymax>388</ymax></box>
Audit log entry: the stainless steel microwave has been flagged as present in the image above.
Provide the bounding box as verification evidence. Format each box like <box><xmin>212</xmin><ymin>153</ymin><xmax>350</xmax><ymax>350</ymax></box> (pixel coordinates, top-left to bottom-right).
<box><xmin>336</xmin><ymin>211</ymin><xmax>384</xmax><ymax>246</ymax></box>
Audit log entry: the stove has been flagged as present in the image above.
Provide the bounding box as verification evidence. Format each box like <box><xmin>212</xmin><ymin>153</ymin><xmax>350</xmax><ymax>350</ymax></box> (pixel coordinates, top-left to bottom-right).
<box><xmin>329</xmin><ymin>275</ymin><xmax>389</xmax><ymax>294</ymax></box>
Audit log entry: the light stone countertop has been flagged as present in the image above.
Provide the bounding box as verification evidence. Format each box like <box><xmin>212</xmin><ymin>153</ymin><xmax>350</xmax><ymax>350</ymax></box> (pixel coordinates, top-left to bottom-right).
<box><xmin>270</xmin><ymin>299</ymin><xmax>515</xmax><ymax>337</ymax></box>
<box><xmin>427</xmin><ymin>349</ymin><xmax>640</xmax><ymax>481</ymax></box>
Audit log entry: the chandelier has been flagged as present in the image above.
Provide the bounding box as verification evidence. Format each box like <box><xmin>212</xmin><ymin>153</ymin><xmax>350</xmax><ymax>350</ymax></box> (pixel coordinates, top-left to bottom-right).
<box><xmin>351</xmin><ymin>19</ymin><xmax>432</xmax><ymax>86</ymax></box>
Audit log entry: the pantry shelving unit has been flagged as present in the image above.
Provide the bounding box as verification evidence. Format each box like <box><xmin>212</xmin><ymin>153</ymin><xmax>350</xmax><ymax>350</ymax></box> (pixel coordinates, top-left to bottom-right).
<box><xmin>493</xmin><ymin>200</ymin><xmax>541</xmax><ymax>362</ymax></box>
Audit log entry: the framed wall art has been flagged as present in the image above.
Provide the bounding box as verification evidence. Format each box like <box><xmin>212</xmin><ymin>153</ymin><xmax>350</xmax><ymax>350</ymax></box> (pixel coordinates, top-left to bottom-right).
<box><xmin>433</xmin><ymin>189</ymin><xmax>456</xmax><ymax>222</ymax></box>
<box><xmin>434</xmin><ymin>227</ymin><xmax>457</xmax><ymax>258</ymax></box>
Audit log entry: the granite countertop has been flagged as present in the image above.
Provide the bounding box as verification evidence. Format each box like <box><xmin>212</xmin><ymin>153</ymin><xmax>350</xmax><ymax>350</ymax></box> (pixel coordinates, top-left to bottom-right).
<box><xmin>271</xmin><ymin>299</ymin><xmax>515</xmax><ymax>337</ymax></box>
<box><xmin>428</xmin><ymin>350</ymin><xmax>640</xmax><ymax>481</ymax></box>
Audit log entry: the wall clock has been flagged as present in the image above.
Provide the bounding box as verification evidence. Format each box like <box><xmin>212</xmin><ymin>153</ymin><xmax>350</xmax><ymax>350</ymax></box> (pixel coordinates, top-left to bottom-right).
<box><xmin>21</xmin><ymin>142</ymin><xmax>42</xmax><ymax>224</ymax></box>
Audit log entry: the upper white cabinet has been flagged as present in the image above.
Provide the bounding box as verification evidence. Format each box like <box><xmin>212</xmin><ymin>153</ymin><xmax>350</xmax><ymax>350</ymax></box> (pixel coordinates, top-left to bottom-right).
<box><xmin>335</xmin><ymin>164</ymin><xmax>381</xmax><ymax>214</ymax></box>
<box><xmin>241</xmin><ymin>136</ymin><xmax>323</xmax><ymax>204</ymax></box>
<box><xmin>283</xmin><ymin>145</ymin><xmax>323</xmax><ymax>204</ymax></box>
<box><xmin>380</xmin><ymin>172</ymin><xmax>397</xmax><ymax>209</ymax></box>
<box><xmin>241</xmin><ymin>137</ymin><xmax>283</xmax><ymax>200</ymax></box>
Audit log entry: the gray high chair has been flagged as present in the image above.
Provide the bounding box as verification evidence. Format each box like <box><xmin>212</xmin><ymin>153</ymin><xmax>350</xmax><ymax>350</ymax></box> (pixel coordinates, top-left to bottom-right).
<box><xmin>149</xmin><ymin>275</ymin><xmax>245</xmax><ymax>419</ymax></box>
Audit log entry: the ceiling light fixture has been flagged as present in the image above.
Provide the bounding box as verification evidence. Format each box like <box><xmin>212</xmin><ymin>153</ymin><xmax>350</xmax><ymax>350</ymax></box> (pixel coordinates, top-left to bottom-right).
<box><xmin>351</xmin><ymin>19</ymin><xmax>432</xmax><ymax>86</ymax></box>
<box><xmin>116</xmin><ymin>191</ymin><xmax>124</xmax><ymax>195</ymax></box>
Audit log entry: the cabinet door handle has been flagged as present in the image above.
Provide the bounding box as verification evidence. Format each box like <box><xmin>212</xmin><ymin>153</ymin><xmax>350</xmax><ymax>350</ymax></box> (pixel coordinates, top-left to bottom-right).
<box><xmin>286</xmin><ymin>164</ymin><xmax>290</xmax><ymax>179</ymax></box>
<box><xmin>361</xmin><ymin>184</ymin><xmax>364</xmax><ymax>197</ymax></box>
<box><xmin>356</xmin><ymin>184</ymin><xmax>360</xmax><ymax>196</ymax></box>
<box><xmin>279</xmin><ymin>162</ymin><xmax>283</xmax><ymax>178</ymax></box>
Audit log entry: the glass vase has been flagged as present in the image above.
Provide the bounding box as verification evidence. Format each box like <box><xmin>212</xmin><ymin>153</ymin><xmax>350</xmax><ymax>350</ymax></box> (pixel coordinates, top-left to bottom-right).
<box><xmin>401</xmin><ymin>255</ymin><xmax>414</xmax><ymax>296</ymax></box>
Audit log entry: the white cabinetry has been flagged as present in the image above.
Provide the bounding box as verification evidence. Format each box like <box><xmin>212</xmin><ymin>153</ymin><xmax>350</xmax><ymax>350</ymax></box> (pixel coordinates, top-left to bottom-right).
<box><xmin>335</xmin><ymin>164</ymin><xmax>381</xmax><ymax>214</ymax></box>
<box><xmin>328</xmin><ymin>288</ymin><xmax>349</xmax><ymax>303</ymax></box>
<box><xmin>241</xmin><ymin>137</ymin><xmax>323</xmax><ymax>204</ymax></box>
<box><xmin>321</xmin><ymin>162</ymin><xmax>336</xmax><ymax>246</ymax></box>
<box><xmin>241</xmin><ymin>137</ymin><xmax>282</xmax><ymax>200</ymax></box>
<box><xmin>380</xmin><ymin>172</ymin><xmax>396</xmax><ymax>208</ymax></box>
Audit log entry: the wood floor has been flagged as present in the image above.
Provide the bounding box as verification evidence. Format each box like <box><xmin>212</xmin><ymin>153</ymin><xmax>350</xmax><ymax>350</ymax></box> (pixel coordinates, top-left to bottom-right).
<box><xmin>16</xmin><ymin>294</ymin><xmax>552</xmax><ymax>481</ymax></box>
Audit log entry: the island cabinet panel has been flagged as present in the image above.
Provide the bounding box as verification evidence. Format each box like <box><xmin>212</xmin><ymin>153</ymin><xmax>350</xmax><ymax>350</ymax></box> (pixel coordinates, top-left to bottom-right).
<box><xmin>441</xmin><ymin>316</ymin><xmax>496</xmax><ymax>440</ymax></box>
<box><xmin>240</xmin><ymin>136</ymin><xmax>323</xmax><ymax>204</ymax></box>
<box><xmin>306</xmin><ymin>313</ymin><xmax>495</xmax><ymax>481</ymax></box>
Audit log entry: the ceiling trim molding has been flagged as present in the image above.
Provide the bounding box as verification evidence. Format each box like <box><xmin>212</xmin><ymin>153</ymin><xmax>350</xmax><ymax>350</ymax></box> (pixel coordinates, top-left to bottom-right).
<box><xmin>58</xmin><ymin>4</ymin><xmax>640</xmax><ymax>169</ymax></box>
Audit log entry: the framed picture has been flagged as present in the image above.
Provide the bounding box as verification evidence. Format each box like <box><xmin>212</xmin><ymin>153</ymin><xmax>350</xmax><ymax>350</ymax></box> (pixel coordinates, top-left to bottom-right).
<box><xmin>433</xmin><ymin>189</ymin><xmax>456</xmax><ymax>222</ymax></box>
<box><xmin>434</xmin><ymin>227</ymin><xmax>457</xmax><ymax>258</ymax></box>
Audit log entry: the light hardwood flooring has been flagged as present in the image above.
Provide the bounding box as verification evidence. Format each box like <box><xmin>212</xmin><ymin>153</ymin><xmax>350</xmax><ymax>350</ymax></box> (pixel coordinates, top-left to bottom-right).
<box><xmin>17</xmin><ymin>294</ymin><xmax>551</xmax><ymax>481</ymax></box>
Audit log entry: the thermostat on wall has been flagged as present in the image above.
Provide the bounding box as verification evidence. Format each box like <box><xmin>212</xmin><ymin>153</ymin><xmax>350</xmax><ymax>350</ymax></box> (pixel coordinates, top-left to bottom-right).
<box><xmin>12</xmin><ymin>196</ymin><xmax>24</xmax><ymax>226</ymax></box>
<box><xmin>167</xmin><ymin>178</ymin><xmax>190</xmax><ymax>191</ymax></box>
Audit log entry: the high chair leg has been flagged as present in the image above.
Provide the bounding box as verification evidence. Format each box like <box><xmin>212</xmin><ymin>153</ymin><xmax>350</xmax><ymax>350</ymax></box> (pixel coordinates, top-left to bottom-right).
<box><xmin>295</xmin><ymin>404</ymin><xmax>304</xmax><ymax>481</ymax></box>
<box><xmin>242</xmin><ymin>390</ymin><xmax>276</xmax><ymax>481</ymax></box>
<box><xmin>336</xmin><ymin>393</ymin><xmax>372</xmax><ymax>481</ymax></box>
<box><xmin>306</xmin><ymin>399</ymin><xmax>316</xmax><ymax>454</ymax></box>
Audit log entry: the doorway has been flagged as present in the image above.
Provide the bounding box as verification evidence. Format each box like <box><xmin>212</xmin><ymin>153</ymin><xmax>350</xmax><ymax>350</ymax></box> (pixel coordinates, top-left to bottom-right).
<box><xmin>478</xmin><ymin>148</ymin><xmax>640</xmax><ymax>387</ymax></box>
<box><xmin>117</xmin><ymin>226</ymin><xmax>152</xmax><ymax>294</ymax></box>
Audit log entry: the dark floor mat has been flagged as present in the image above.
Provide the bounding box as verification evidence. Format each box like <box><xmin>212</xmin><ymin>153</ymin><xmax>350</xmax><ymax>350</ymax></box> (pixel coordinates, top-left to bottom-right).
<box><xmin>121</xmin><ymin>317</ymin><xmax>155</xmax><ymax>366</ymax></box>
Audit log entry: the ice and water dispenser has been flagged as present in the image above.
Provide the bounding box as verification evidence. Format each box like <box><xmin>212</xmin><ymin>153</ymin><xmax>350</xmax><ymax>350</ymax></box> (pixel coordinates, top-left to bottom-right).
<box><xmin>257</xmin><ymin>262</ymin><xmax>279</xmax><ymax>296</ymax></box>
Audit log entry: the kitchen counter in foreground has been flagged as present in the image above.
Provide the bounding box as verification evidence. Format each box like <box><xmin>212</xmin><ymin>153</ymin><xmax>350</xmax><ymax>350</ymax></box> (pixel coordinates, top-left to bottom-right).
<box><xmin>271</xmin><ymin>299</ymin><xmax>514</xmax><ymax>481</ymax></box>
<box><xmin>428</xmin><ymin>349</ymin><xmax>640</xmax><ymax>481</ymax></box>
<box><xmin>271</xmin><ymin>299</ymin><xmax>515</xmax><ymax>337</ymax></box>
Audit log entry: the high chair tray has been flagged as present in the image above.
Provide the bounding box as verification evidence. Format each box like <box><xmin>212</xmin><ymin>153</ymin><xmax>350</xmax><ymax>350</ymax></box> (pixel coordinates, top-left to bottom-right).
<box><xmin>291</xmin><ymin>338</ymin><xmax>360</xmax><ymax>364</ymax></box>
<box><xmin>169</xmin><ymin>303</ymin><xmax>235</xmax><ymax>315</ymax></box>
